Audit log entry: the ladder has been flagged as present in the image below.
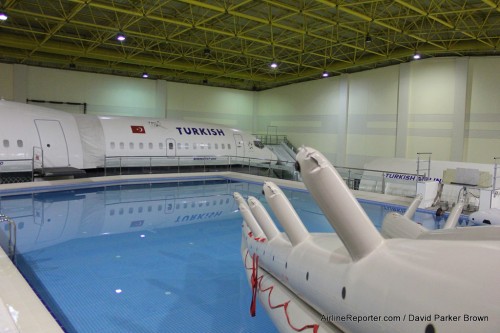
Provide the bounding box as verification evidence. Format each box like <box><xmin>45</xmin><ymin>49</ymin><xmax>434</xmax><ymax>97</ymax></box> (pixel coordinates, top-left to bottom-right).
<box><xmin>0</xmin><ymin>214</ymin><xmax>17</xmax><ymax>261</ymax></box>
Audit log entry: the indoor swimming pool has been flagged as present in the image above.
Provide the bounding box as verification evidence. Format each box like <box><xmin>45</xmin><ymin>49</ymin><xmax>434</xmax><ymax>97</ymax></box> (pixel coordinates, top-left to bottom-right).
<box><xmin>0</xmin><ymin>178</ymin><xmax>464</xmax><ymax>333</ymax></box>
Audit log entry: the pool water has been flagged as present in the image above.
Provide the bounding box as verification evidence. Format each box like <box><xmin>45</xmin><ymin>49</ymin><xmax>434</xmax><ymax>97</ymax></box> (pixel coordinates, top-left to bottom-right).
<box><xmin>0</xmin><ymin>179</ymin><xmax>463</xmax><ymax>333</ymax></box>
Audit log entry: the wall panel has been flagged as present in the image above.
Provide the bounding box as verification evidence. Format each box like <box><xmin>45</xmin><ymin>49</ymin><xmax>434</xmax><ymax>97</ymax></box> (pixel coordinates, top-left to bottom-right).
<box><xmin>0</xmin><ymin>63</ymin><xmax>14</xmax><ymax>100</ymax></box>
<box><xmin>465</xmin><ymin>57</ymin><xmax>500</xmax><ymax>163</ymax></box>
<box><xmin>346</xmin><ymin>66</ymin><xmax>399</xmax><ymax>167</ymax></box>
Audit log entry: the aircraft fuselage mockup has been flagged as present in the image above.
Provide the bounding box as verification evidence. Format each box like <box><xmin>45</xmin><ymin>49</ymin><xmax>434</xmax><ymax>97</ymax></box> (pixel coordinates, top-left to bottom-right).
<box><xmin>0</xmin><ymin>100</ymin><xmax>277</xmax><ymax>174</ymax></box>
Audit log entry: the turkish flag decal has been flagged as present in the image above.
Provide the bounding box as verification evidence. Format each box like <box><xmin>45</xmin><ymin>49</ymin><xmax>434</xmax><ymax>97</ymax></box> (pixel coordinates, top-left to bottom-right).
<box><xmin>131</xmin><ymin>125</ymin><xmax>146</xmax><ymax>134</ymax></box>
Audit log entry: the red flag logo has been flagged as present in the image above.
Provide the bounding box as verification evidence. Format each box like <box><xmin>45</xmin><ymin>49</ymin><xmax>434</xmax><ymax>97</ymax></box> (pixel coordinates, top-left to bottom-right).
<box><xmin>131</xmin><ymin>125</ymin><xmax>145</xmax><ymax>134</ymax></box>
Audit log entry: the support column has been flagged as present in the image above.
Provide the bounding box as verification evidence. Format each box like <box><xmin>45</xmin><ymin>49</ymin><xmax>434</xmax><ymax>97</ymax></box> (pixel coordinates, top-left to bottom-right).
<box><xmin>396</xmin><ymin>63</ymin><xmax>410</xmax><ymax>158</ymax></box>
<box><xmin>155</xmin><ymin>79</ymin><xmax>167</xmax><ymax>118</ymax></box>
<box><xmin>450</xmin><ymin>57</ymin><xmax>468</xmax><ymax>161</ymax></box>
<box><xmin>336</xmin><ymin>75</ymin><xmax>349</xmax><ymax>166</ymax></box>
<box><xmin>13</xmin><ymin>64</ymin><xmax>28</xmax><ymax>103</ymax></box>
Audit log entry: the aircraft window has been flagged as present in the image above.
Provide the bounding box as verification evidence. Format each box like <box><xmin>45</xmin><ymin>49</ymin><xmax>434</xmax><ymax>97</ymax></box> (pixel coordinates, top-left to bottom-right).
<box><xmin>215</xmin><ymin>143</ymin><xmax>218</xmax><ymax>149</ymax></box>
<box><xmin>110</xmin><ymin>142</ymin><xmax>115</xmax><ymax>149</ymax></box>
<box><xmin>148</xmin><ymin>206</ymin><xmax>152</xmax><ymax>212</ymax></box>
<box><xmin>138</xmin><ymin>207</ymin><xmax>143</xmax><ymax>213</ymax></box>
<box><xmin>3</xmin><ymin>140</ymin><xmax>9</xmax><ymax>148</ymax></box>
<box><xmin>193</xmin><ymin>143</ymin><xmax>197</xmax><ymax>149</ymax></box>
<box><xmin>17</xmin><ymin>140</ymin><xmax>23</xmax><ymax>148</ymax></box>
<box><xmin>176</xmin><ymin>204</ymin><xmax>180</xmax><ymax>209</ymax></box>
<box><xmin>168</xmin><ymin>142</ymin><xmax>173</xmax><ymax>150</ymax></box>
<box><xmin>148</xmin><ymin>142</ymin><xmax>153</xmax><ymax>149</ymax></box>
<box><xmin>184</xmin><ymin>143</ymin><xmax>189</xmax><ymax>149</ymax></box>
<box><xmin>139</xmin><ymin>142</ymin><xmax>144</xmax><ymax>149</ymax></box>
<box><xmin>158</xmin><ymin>205</ymin><xmax>162</xmax><ymax>211</ymax></box>
<box><xmin>129</xmin><ymin>207</ymin><xmax>133</xmax><ymax>214</ymax></box>
<box><xmin>177</xmin><ymin>142</ymin><xmax>182</xmax><ymax>149</ymax></box>
<box><xmin>129</xmin><ymin>142</ymin><xmax>134</xmax><ymax>149</ymax></box>
<box><xmin>221</xmin><ymin>143</ymin><xmax>225</xmax><ymax>149</ymax></box>
<box><xmin>254</xmin><ymin>141</ymin><xmax>265</xmax><ymax>149</ymax></box>
<box><xmin>205</xmin><ymin>201</ymin><xmax>209</xmax><ymax>206</ymax></box>
<box><xmin>120</xmin><ymin>142</ymin><xmax>124</xmax><ymax>149</ymax></box>
<box><xmin>228</xmin><ymin>144</ymin><xmax>231</xmax><ymax>149</ymax></box>
<box><xmin>183</xmin><ymin>203</ymin><xmax>188</xmax><ymax>208</ymax></box>
<box><xmin>207</xmin><ymin>143</ymin><xmax>211</xmax><ymax>149</ymax></box>
<box><xmin>119</xmin><ymin>208</ymin><xmax>124</xmax><ymax>215</ymax></box>
<box><xmin>110</xmin><ymin>209</ymin><xmax>115</xmax><ymax>216</ymax></box>
<box><xmin>200</xmin><ymin>144</ymin><xmax>204</xmax><ymax>150</ymax></box>
<box><xmin>191</xmin><ymin>202</ymin><xmax>195</xmax><ymax>208</ymax></box>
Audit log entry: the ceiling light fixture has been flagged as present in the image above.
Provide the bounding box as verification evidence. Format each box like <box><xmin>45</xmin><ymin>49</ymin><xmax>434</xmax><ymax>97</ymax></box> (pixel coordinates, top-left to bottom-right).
<box><xmin>116</xmin><ymin>32</ymin><xmax>126</xmax><ymax>42</ymax></box>
<box><xmin>322</xmin><ymin>71</ymin><xmax>329</xmax><ymax>78</ymax></box>
<box><xmin>413</xmin><ymin>53</ymin><xmax>421</xmax><ymax>60</ymax></box>
<box><xmin>0</xmin><ymin>11</ymin><xmax>7</xmax><ymax>21</ymax></box>
<box><xmin>142</xmin><ymin>72</ymin><xmax>149</xmax><ymax>78</ymax></box>
<box><xmin>270</xmin><ymin>61</ymin><xmax>278</xmax><ymax>69</ymax></box>
<box><xmin>365</xmin><ymin>35</ymin><xmax>372</xmax><ymax>43</ymax></box>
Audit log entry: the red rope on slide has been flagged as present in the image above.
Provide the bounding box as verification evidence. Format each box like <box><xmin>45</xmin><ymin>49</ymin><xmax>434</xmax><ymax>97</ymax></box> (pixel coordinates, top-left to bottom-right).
<box><xmin>244</xmin><ymin>250</ymin><xmax>319</xmax><ymax>333</ymax></box>
<box><xmin>250</xmin><ymin>253</ymin><xmax>259</xmax><ymax>317</ymax></box>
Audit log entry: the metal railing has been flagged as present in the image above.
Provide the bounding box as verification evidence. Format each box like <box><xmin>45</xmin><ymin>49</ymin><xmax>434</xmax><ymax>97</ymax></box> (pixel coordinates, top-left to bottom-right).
<box><xmin>253</xmin><ymin>134</ymin><xmax>289</xmax><ymax>146</ymax></box>
<box><xmin>0</xmin><ymin>214</ymin><xmax>16</xmax><ymax>261</ymax></box>
<box><xmin>33</xmin><ymin>146</ymin><xmax>44</xmax><ymax>174</ymax></box>
<box><xmin>0</xmin><ymin>158</ymin><xmax>36</xmax><ymax>183</ymax></box>
<box><xmin>102</xmin><ymin>154</ymin><xmax>421</xmax><ymax>196</ymax></box>
<box><xmin>103</xmin><ymin>154</ymin><xmax>299</xmax><ymax>179</ymax></box>
<box><xmin>336</xmin><ymin>166</ymin><xmax>424</xmax><ymax>197</ymax></box>
<box><xmin>494</xmin><ymin>157</ymin><xmax>500</xmax><ymax>192</ymax></box>
<box><xmin>0</xmin><ymin>146</ymin><xmax>421</xmax><ymax>197</ymax></box>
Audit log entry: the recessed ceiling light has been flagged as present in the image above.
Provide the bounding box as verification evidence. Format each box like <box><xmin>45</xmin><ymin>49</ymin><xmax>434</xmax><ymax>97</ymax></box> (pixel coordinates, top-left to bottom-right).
<box><xmin>116</xmin><ymin>32</ymin><xmax>126</xmax><ymax>41</ymax></box>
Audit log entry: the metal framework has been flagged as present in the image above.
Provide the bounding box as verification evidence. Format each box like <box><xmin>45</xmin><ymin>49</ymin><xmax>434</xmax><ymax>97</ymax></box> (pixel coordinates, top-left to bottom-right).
<box><xmin>0</xmin><ymin>0</ymin><xmax>498</xmax><ymax>90</ymax></box>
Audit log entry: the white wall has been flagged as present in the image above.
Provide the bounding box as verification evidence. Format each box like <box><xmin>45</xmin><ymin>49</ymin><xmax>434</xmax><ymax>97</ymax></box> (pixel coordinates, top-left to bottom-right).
<box><xmin>465</xmin><ymin>57</ymin><xmax>500</xmax><ymax>163</ymax></box>
<box><xmin>166</xmin><ymin>82</ymin><xmax>254</xmax><ymax>131</ymax></box>
<box><xmin>257</xmin><ymin>56</ymin><xmax>500</xmax><ymax>166</ymax></box>
<box><xmin>256</xmin><ymin>77</ymin><xmax>344</xmax><ymax>162</ymax></box>
<box><xmin>1</xmin><ymin>56</ymin><xmax>499</xmax><ymax>166</ymax></box>
<box><xmin>346</xmin><ymin>66</ymin><xmax>399</xmax><ymax>167</ymax></box>
<box><xmin>7</xmin><ymin>66</ymin><xmax>164</xmax><ymax>117</ymax></box>
<box><xmin>406</xmin><ymin>58</ymin><xmax>458</xmax><ymax>161</ymax></box>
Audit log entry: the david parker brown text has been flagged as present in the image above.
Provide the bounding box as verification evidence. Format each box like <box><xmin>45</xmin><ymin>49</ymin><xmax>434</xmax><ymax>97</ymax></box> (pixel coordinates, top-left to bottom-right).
<box><xmin>320</xmin><ymin>313</ymin><xmax>488</xmax><ymax>323</ymax></box>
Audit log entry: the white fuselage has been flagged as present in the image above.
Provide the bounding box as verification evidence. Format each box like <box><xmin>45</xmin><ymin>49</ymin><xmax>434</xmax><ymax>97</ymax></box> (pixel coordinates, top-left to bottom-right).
<box><xmin>0</xmin><ymin>100</ymin><xmax>276</xmax><ymax>173</ymax></box>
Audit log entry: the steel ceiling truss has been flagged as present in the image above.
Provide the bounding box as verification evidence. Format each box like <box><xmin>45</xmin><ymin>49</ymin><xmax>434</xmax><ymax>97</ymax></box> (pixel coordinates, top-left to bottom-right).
<box><xmin>0</xmin><ymin>0</ymin><xmax>498</xmax><ymax>90</ymax></box>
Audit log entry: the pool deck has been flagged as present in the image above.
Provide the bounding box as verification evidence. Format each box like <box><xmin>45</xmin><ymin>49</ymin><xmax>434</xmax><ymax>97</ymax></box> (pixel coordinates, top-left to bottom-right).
<box><xmin>0</xmin><ymin>172</ymin><xmax>415</xmax><ymax>333</ymax></box>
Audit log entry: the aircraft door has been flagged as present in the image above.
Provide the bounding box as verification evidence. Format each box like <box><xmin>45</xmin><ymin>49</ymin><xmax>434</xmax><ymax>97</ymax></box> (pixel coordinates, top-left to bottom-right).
<box><xmin>34</xmin><ymin>120</ymin><xmax>70</xmax><ymax>167</ymax></box>
<box><xmin>233</xmin><ymin>134</ymin><xmax>244</xmax><ymax>157</ymax></box>
<box><xmin>166</xmin><ymin>138</ymin><xmax>176</xmax><ymax>157</ymax></box>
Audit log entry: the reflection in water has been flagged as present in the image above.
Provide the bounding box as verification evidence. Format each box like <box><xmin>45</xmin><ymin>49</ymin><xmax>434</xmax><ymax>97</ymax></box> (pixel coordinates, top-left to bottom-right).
<box><xmin>0</xmin><ymin>181</ymin><xmax>251</xmax><ymax>253</ymax></box>
<box><xmin>0</xmin><ymin>180</ymin><xmax>465</xmax><ymax>254</ymax></box>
